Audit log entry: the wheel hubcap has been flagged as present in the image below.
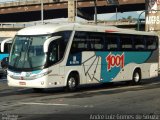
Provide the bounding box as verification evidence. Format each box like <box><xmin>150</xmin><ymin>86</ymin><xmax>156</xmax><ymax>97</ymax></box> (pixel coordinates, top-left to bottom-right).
<box><xmin>68</xmin><ymin>77</ymin><xmax>76</xmax><ymax>89</ymax></box>
<box><xmin>134</xmin><ymin>73</ymin><xmax>140</xmax><ymax>82</ymax></box>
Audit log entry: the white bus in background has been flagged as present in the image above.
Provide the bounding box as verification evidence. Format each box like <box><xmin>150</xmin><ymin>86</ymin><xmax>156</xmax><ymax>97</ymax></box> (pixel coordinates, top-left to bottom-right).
<box><xmin>0</xmin><ymin>38</ymin><xmax>12</xmax><ymax>77</ymax></box>
<box><xmin>7</xmin><ymin>23</ymin><xmax>159</xmax><ymax>92</ymax></box>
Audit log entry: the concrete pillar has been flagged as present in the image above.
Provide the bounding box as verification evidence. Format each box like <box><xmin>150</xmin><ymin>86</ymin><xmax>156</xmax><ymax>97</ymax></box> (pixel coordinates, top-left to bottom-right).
<box><xmin>145</xmin><ymin>0</ymin><xmax>160</xmax><ymax>34</ymax></box>
<box><xmin>68</xmin><ymin>0</ymin><xmax>75</xmax><ymax>22</ymax></box>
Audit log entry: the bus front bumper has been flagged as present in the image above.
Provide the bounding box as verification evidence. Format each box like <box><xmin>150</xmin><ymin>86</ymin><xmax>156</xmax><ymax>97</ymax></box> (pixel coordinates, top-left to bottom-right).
<box><xmin>7</xmin><ymin>75</ymin><xmax>50</xmax><ymax>88</ymax></box>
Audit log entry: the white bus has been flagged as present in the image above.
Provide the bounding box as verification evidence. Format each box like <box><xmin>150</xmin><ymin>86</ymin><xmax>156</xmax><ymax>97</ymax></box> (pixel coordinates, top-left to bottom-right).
<box><xmin>7</xmin><ymin>23</ymin><xmax>159</xmax><ymax>91</ymax></box>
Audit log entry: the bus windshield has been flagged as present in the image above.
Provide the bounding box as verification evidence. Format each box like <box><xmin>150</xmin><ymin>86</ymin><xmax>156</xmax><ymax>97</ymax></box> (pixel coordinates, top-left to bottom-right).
<box><xmin>9</xmin><ymin>35</ymin><xmax>51</xmax><ymax>69</ymax></box>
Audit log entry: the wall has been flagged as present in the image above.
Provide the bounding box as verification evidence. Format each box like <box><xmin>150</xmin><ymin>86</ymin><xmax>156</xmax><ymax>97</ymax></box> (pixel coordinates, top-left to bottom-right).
<box><xmin>0</xmin><ymin>31</ymin><xmax>17</xmax><ymax>38</ymax></box>
<box><xmin>146</xmin><ymin>0</ymin><xmax>160</xmax><ymax>33</ymax></box>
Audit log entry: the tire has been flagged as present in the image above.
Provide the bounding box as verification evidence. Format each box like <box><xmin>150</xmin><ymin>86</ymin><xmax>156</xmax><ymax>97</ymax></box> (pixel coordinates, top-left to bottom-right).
<box><xmin>66</xmin><ymin>74</ymin><xmax>79</xmax><ymax>92</ymax></box>
<box><xmin>132</xmin><ymin>70</ymin><xmax>141</xmax><ymax>85</ymax></box>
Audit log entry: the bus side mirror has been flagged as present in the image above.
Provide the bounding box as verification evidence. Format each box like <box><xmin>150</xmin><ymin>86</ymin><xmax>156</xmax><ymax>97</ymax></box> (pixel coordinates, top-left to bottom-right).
<box><xmin>43</xmin><ymin>36</ymin><xmax>61</xmax><ymax>53</ymax></box>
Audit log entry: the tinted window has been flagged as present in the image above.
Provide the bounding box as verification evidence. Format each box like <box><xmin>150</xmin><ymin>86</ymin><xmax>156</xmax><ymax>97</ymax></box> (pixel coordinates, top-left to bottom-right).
<box><xmin>146</xmin><ymin>36</ymin><xmax>157</xmax><ymax>50</ymax></box>
<box><xmin>134</xmin><ymin>35</ymin><xmax>145</xmax><ymax>50</ymax></box>
<box><xmin>120</xmin><ymin>35</ymin><xmax>133</xmax><ymax>50</ymax></box>
<box><xmin>71</xmin><ymin>32</ymin><xmax>157</xmax><ymax>52</ymax></box>
<box><xmin>107</xmin><ymin>34</ymin><xmax>118</xmax><ymax>50</ymax></box>
<box><xmin>4</xmin><ymin>43</ymin><xmax>12</xmax><ymax>53</ymax></box>
<box><xmin>88</xmin><ymin>33</ymin><xmax>104</xmax><ymax>50</ymax></box>
<box><xmin>71</xmin><ymin>32</ymin><xmax>88</xmax><ymax>53</ymax></box>
<box><xmin>71</xmin><ymin>31</ymin><xmax>105</xmax><ymax>53</ymax></box>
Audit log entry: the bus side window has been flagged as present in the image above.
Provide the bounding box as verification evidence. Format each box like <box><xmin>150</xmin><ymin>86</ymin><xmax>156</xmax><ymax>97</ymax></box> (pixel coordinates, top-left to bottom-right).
<box><xmin>120</xmin><ymin>35</ymin><xmax>133</xmax><ymax>50</ymax></box>
<box><xmin>134</xmin><ymin>35</ymin><xmax>145</xmax><ymax>50</ymax></box>
<box><xmin>51</xmin><ymin>31</ymin><xmax>71</xmax><ymax>58</ymax></box>
<box><xmin>146</xmin><ymin>36</ymin><xmax>157</xmax><ymax>50</ymax></box>
<box><xmin>71</xmin><ymin>31</ymin><xmax>87</xmax><ymax>54</ymax></box>
<box><xmin>71</xmin><ymin>42</ymin><xmax>78</xmax><ymax>53</ymax></box>
<box><xmin>4</xmin><ymin>43</ymin><xmax>12</xmax><ymax>53</ymax></box>
<box><xmin>88</xmin><ymin>32</ymin><xmax>104</xmax><ymax>51</ymax></box>
<box><xmin>48</xmin><ymin>41</ymin><xmax>58</xmax><ymax>65</ymax></box>
<box><xmin>107</xmin><ymin>34</ymin><xmax>118</xmax><ymax>50</ymax></box>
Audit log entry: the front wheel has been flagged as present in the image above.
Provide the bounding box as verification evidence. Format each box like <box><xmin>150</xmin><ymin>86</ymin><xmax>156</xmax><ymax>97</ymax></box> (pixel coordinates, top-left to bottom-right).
<box><xmin>66</xmin><ymin>74</ymin><xmax>79</xmax><ymax>92</ymax></box>
<box><xmin>132</xmin><ymin>70</ymin><xmax>141</xmax><ymax>85</ymax></box>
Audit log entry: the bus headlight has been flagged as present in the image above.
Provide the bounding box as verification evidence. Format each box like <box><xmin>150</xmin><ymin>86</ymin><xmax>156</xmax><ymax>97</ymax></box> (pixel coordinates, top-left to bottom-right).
<box><xmin>8</xmin><ymin>70</ymin><xmax>52</xmax><ymax>80</ymax></box>
<box><xmin>35</xmin><ymin>70</ymin><xmax>52</xmax><ymax>79</ymax></box>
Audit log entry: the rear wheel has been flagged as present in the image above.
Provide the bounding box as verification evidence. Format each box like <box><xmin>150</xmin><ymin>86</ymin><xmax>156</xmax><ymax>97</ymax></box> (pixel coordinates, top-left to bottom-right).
<box><xmin>132</xmin><ymin>69</ymin><xmax>141</xmax><ymax>85</ymax></box>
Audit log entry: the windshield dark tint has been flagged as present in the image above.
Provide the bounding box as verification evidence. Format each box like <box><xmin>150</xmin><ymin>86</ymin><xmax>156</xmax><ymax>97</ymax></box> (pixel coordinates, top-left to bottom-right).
<box><xmin>9</xmin><ymin>35</ymin><xmax>50</xmax><ymax>69</ymax></box>
<box><xmin>9</xmin><ymin>31</ymin><xmax>72</xmax><ymax>71</ymax></box>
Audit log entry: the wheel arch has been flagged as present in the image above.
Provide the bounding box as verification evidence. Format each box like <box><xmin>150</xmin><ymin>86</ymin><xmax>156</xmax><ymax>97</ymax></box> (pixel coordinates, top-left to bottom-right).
<box><xmin>133</xmin><ymin>67</ymin><xmax>141</xmax><ymax>76</ymax></box>
<box><xmin>65</xmin><ymin>70</ymin><xmax>80</xmax><ymax>86</ymax></box>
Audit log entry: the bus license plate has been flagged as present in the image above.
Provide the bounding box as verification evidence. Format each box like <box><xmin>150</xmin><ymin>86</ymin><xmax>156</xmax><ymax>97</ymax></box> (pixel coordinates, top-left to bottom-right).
<box><xmin>19</xmin><ymin>82</ymin><xmax>26</xmax><ymax>85</ymax></box>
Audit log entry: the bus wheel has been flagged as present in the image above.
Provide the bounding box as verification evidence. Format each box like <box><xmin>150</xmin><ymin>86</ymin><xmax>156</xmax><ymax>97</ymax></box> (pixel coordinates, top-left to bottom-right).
<box><xmin>33</xmin><ymin>88</ymin><xmax>44</xmax><ymax>93</ymax></box>
<box><xmin>66</xmin><ymin>74</ymin><xmax>78</xmax><ymax>91</ymax></box>
<box><xmin>132</xmin><ymin>69</ymin><xmax>141</xmax><ymax>85</ymax></box>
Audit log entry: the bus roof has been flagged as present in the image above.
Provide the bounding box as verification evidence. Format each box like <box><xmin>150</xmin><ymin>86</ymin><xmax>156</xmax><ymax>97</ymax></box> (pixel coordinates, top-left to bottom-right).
<box><xmin>17</xmin><ymin>23</ymin><xmax>157</xmax><ymax>36</ymax></box>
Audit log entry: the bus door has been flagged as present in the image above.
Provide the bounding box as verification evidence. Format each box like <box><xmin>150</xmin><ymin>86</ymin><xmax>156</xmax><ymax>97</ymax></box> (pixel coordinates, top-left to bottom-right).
<box><xmin>47</xmin><ymin>37</ymin><xmax>61</xmax><ymax>76</ymax></box>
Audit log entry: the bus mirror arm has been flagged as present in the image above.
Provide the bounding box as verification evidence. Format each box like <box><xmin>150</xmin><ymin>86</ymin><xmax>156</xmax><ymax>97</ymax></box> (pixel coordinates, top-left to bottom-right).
<box><xmin>43</xmin><ymin>36</ymin><xmax>62</xmax><ymax>53</ymax></box>
<box><xmin>1</xmin><ymin>38</ymin><xmax>13</xmax><ymax>52</ymax></box>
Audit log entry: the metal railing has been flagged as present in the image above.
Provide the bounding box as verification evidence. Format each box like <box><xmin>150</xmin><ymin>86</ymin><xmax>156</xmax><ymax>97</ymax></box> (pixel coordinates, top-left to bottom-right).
<box><xmin>0</xmin><ymin>0</ymin><xmax>67</xmax><ymax>8</ymax></box>
<box><xmin>0</xmin><ymin>19</ymin><xmax>69</xmax><ymax>29</ymax></box>
<box><xmin>0</xmin><ymin>20</ymin><xmax>139</xmax><ymax>29</ymax></box>
<box><xmin>0</xmin><ymin>22</ymin><xmax>35</xmax><ymax>29</ymax></box>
